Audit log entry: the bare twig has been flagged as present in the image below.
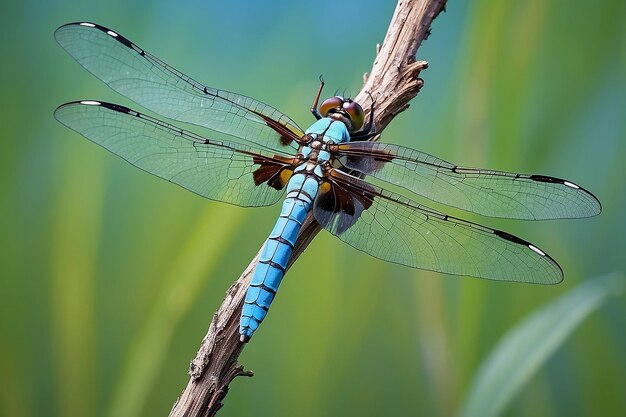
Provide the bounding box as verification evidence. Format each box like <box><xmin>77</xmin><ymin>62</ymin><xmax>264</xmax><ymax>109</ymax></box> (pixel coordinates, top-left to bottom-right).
<box><xmin>168</xmin><ymin>1</ymin><xmax>447</xmax><ymax>416</ymax></box>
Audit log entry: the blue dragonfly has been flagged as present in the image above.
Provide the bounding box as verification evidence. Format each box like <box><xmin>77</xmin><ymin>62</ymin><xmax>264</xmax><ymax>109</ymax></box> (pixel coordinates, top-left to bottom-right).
<box><xmin>54</xmin><ymin>22</ymin><xmax>601</xmax><ymax>342</ymax></box>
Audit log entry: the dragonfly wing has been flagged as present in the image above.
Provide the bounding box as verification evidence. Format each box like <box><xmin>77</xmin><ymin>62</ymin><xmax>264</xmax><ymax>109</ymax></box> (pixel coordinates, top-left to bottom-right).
<box><xmin>54</xmin><ymin>101</ymin><xmax>297</xmax><ymax>207</ymax></box>
<box><xmin>334</xmin><ymin>142</ymin><xmax>601</xmax><ymax>220</ymax></box>
<box><xmin>54</xmin><ymin>22</ymin><xmax>304</xmax><ymax>153</ymax></box>
<box><xmin>313</xmin><ymin>169</ymin><xmax>563</xmax><ymax>284</ymax></box>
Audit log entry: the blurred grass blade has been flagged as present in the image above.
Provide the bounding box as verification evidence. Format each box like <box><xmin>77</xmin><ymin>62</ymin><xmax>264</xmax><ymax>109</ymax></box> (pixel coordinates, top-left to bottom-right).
<box><xmin>51</xmin><ymin>150</ymin><xmax>103</xmax><ymax>417</ymax></box>
<box><xmin>106</xmin><ymin>205</ymin><xmax>244</xmax><ymax>417</ymax></box>
<box><xmin>457</xmin><ymin>273</ymin><xmax>624</xmax><ymax>417</ymax></box>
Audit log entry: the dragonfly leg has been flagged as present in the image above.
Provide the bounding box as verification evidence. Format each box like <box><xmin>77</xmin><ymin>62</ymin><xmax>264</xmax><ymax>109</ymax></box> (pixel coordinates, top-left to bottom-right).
<box><xmin>310</xmin><ymin>75</ymin><xmax>325</xmax><ymax>120</ymax></box>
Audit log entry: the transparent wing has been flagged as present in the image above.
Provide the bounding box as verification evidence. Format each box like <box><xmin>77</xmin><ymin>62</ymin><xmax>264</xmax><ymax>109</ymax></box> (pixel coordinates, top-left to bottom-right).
<box><xmin>54</xmin><ymin>100</ymin><xmax>298</xmax><ymax>207</ymax></box>
<box><xmin>334</xmin><ymin>141</ymin><xmax>601</xmax><ymax>220</ymax></box>
<box><xmin>54</xmin><ymin>22</ymin><xmax>304</xmax><ymax>153</ymax></box>
<box><xmin>313</xmin><ymin>169</ymin><xmax>563</xmax><ymax>284</ymax></box>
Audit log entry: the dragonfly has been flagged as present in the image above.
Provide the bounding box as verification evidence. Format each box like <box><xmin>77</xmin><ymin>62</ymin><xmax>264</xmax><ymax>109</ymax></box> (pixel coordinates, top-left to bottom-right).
<box><xmin>54</xmin><ymin>22</ymin><xmax>601</xmax><ymax>342</ymax></box>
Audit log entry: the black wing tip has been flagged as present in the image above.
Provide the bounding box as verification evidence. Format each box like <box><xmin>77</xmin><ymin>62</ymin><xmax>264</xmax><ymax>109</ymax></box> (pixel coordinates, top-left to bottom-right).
<box><xmin>55</xmin><ymin>21</ymin><xmax>135</xmax><ymax>49</ymax></box>
<box><xmin>582</xmin><ymin>186</ymin><xmax>603</xmax><ymax>216</ymax></box>
<box><xmin>55</xmin><ymin>100</ymin><xmax>133</xmax><ymax>113</ymax></box>
<box><xmin>55</xmin><ymin>21</ymin><xmax>100</xmax><ymax>38</ymax></box>
<box><xmin>583</xmin><ymin>189</ymin><xmax>603</xmax><ymax>217</ymax></box>
<box><xmin>573</xmin><ymin>186</ymin><xmax>602</xmax><ymax>218</ymax></box>
<box><xmin>53</xmin><ymin>100</ymin><xmax>93</xmax><ymax>120</ymax></box>
<box><xmin>529</xmin><ymin>174</ymin><xmax>602</xmax><ymax>218</ymax></box>
<box><xmin>493</xmin><ymin>229</ymin><xmax>564</xmax><ymax>285</ymax></box>
<box><xmin>541</xmin><ymin>262</ymin><xmax>564</xmax><ymax>285</ymax></box>
<box><xmin>56</xmin><ymin>21</ymin><xmax>110</xmax><ymax>33</ymax></box>
<box><xmin>54</xmin><ymin>100</ymin><xmax>136</xmax><ymax>126</ymax></box>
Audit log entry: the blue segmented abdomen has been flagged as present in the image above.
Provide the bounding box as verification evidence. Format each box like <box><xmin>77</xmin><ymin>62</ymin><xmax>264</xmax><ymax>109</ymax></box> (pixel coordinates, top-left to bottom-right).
<box><xmin>240</xmin><ymin>173</ymin><xmax>319</xmax><ymax>341</ymax></box>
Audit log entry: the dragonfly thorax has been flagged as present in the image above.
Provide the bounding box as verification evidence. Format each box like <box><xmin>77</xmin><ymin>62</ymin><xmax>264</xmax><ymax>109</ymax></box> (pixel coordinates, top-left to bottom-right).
<box><xmin>301</xmin><ymin>118</ymin><xmax>351</xmax><ymax>164</ymax></box>
<box><xmin>304</xmin><ymin>118</ymin><xmax>351</xmax><ymax>144</ymax></box>
<box><xmin>309</xmin><ymin>139</ymin><xmax>322</xmax><ymax>150</ymax></box>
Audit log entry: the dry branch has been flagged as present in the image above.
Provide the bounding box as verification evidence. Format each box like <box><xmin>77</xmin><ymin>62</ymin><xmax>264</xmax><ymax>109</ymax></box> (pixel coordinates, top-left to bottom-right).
<box><xmin>168</xmin><ymin>1</ymin><xmax>447</xmax><ymax>415</ymax></box>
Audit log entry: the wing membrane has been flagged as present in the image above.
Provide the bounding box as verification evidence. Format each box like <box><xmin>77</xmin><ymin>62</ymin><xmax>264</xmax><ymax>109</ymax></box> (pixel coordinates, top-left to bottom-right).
<box><xmin>314</xmin><ymin>169</ymin><xmax>563</xmax><ymax>284</ymax></box>
<box><xmin>54</xmin><ymin>101</ymin><xmax>297</xmax><ymax>207</ymax></box>
<box><xmin>335</xmin><ymin>141</ymin><xmax>601</xmax><ymax>220</ymax></box>
<box><xmin>54</xmin><ymin>22</ymin><xmax>304</xmax><ymax>153</ymax></box>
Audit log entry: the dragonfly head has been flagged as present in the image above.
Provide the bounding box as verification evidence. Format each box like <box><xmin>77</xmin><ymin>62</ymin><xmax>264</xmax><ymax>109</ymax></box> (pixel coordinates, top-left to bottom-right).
<box><xmin>319</xmin><ymin>96</ymin><xmax>364</xmax><ymax>132</ymax></box>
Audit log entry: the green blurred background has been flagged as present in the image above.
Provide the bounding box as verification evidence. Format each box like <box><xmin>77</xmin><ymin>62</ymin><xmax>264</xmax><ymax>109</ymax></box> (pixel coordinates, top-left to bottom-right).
<box><xmin>1</xmin><ymin>1</ymin><xmax>625</xmax><ymax>416</ymax></box>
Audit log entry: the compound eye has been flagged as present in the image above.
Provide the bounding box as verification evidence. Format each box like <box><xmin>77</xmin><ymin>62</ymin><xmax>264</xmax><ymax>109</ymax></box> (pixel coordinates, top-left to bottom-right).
<box><xmin>319</xmin><ymin>96</ymin><xmax>344</xmax><ymax>117</ymax></box>
<box><xmin>343</xmin><ymin>100</ymin><xmax>365</xmax><ymax>131</ymax></box>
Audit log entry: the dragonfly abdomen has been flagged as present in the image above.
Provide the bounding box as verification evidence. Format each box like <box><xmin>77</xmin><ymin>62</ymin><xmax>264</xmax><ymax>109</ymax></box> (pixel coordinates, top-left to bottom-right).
<box><xmin>240</xmin><ymin>173</ymin><xmax>319</xmax><ymax>341</ymax></box>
